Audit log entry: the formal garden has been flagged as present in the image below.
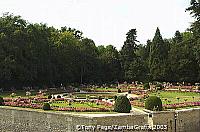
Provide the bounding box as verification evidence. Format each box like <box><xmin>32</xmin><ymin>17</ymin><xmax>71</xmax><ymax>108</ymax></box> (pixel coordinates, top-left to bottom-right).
<box><xmin>0</xmin><ymin>82</ymin><xmax>199</xmax><ymax>113</ymax></box>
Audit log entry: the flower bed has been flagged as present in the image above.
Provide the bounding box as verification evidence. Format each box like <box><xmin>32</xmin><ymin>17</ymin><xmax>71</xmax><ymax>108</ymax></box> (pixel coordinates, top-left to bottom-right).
<box><xmin>131</xmin><ymin>101</ymin><xmax>200</xmax><ymax>109</ymax></box>
<box><xmin>2</xmin><ymin>97</ymin><xmax>113</xmax><ymax>112</ymax></box>
<box><xmin>163</xmin><ymin>101</ymin><xmax>200</xmax><ymax>109</ymax></box>
<box><xmin>4</xmin><ymin>101</ymin><xmax>42</xmax><ymax>109</ymax></box>
<box><xmin>130</xmin><ymin>101</ymin><xmax>145</xmax><ymax>107</ymax></box>
<box><xmin>52</xmin><ymin>107</ymin><xmax>112</xmax><ymax>112</ymax></box>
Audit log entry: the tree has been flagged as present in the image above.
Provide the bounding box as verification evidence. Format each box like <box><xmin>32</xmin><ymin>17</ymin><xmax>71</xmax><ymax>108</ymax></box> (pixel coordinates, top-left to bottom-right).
<box><xmin>135</xmin><ymin>44</ymin><xmax>150</xmax><ymax>81</ymax></box>
<box><xmin>98</xmin><ymin>45</ymin><xmax>122</xmax><ymax>83</ymax></box>
<box><xmin>149</xmin><ymin>28</ymin><xmax>168</xmax><ymax>81</ymax></box>
<box><xmin>168</xmin><ymin>31</ymin><xmax>198</xmax><ymax>82</ymax></box>
<box><xmin>78</xmin><ymin>38</ymin><xmax>99</xmax><ymax>83</ymax></box>
<box><xmin>120</xmin><ymin>29</ymin><xmax>140</xmax><ymax>81</ymax></box>
<box><xmin>186</xmin><ymin>0</ymin><xmax>200</xmax><ymax>81</ymax></box>
<box><xmin>120</xmin><ymin>29</ymin><xmax>138</xmax><ymax>62</ymax></box>
<box><xmin>0</xmin><ymin>13</ymin><xmax>29</xmax><ymax>88</ymax></box>
<box><xmin>186</xmin><ymin>0</ymin><xmax>200</xmax><ymax>21</ymax></box>
<box><xmin>173</xmin><ymin>30</ymin><xmax>183</xmax><ymax>43</ymax></box>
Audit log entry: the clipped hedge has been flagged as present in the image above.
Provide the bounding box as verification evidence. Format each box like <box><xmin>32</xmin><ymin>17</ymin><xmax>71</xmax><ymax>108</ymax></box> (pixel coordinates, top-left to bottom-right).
<box><xmin>42</xmin><ymin>103</ymin><xmax>51</xmax><ymax>110</ymax></box>
<box><xmin>145</xmin><ymin>96</ymin><xmax>162</xmax><ymax>111</ymax></box>
<box><xmin>57</xmin><ymin>95</ymin><xmax>61</xmax><ymax>98</ymax></box>
<box><xmin>114</xmin><ymin>95</ymin><xmax>131</xmax><ymax>113</ymax></box>
<box><xmin>143</xmin><ymin>83</ymin><xmax>150</xmax><ymax>90</ymax></box>
<box><xmin>47</xmin><ymin>95</ymin><xmax>52</xmax><ymax>99</ymax></box>
<box><xmin>118</xmin><ymin>89</ymin><xmax>122</xmax><ymax>93</ymax></box>
<box><xmin>0</xmin><ymin>96</ymin><xmax>4</xmax><ymax>105</ymax></box>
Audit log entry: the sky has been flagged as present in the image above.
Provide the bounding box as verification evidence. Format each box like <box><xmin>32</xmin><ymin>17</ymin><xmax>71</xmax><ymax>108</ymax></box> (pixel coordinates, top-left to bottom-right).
<box><xmin>0</xmin><ymin>0</ymin><xmax>194</xmax><ymax>50</ymax></box>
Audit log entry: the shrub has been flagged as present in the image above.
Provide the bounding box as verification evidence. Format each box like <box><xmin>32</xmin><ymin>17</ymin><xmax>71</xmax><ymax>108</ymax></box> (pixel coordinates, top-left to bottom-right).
<box><xmin>63</xmin><ymin>93</ymin><xmax>68</xmax><ymax>96</ymax></box>
<box><xmin>145</xmin><ymin>96</ymin><xmax>162</xmax><ymax>111</ymax></box>
<box><xmin>113</xmin><ymin>95</ymin><xmax>117</xmax><ymax>100</ymax></box>
<box><xmin>114</xmin><ymin>96</ymin><xmax>131</xmax><ymax>113</ymax></box>
<box><xmin>197</xmin><ymin>86</ymin><xmax>200</xmax><ymax>90</ymax></box>
<box><xmin>155</xmin><ymin>84</ymin><xmax>163</xmax><ymax>90</ymax></box>
<box><xmin>128</xmin><ymin>90</ymin><xmax>132</xmax><ymax>94</ymax></box>
<box><xmin>57</xmin><ymin>95</ymin><xmax>61</xmax><ymax>98</ymax></box>
<box><xmin>0</xmin><ymin>96</ymin><xmax>4</xmax><ymax>105</ymax></box>
<box><xmin>98</xmin><ymin>96</ymin><xmax>102</xmax><ymax>100</ymax></box>
<box><xmin>118</xmin><ymin>89</ymin><xmax>121</xmax><ymax>93</ymax></box>
<box><xmin>42</xmin><ymin>103</ymin><xmax>51</xmax><ymax>110</ymax></box>
<box><xmin>10</xmin><ymin>93</ymin><xmax>16</xmax><ymax>98</ymax></box>
<box><xmin>143</xmin><ymin>83</ymin><xmax>150</xmax><ymax>90</ymax></box>
<box><xmin>47</xmin><ymin>95</ymin><xmax>52</xmax><ymax>99</ymax></box>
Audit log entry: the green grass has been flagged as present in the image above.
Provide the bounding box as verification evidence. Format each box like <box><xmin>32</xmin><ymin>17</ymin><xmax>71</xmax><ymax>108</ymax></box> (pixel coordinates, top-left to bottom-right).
<box><xmin>0</xmin><ymin>89</ymin><xmax>67</xmax><ymax>98</ymax></box>
<box><xmin>149</xmin><ymin>91</ymin><xmax>200</xmax><ymax>104</ymax></box>
<box><xmin>132</xmin><ymin>91</ymin><xmax>200</xmax><ymax>110</ymax></box>
<box><xmin>74</xmin><ymin>93</ymin><xmax>116</xmax><ymax>99</ymax></box>
<box><xmin>94</xmin><ymin>87</ymin><xmax>118</xmax><ymax>91</ymax></box>
<box><xmin>0</xmin><ymin>90</ymin><xmax>37</xmax><ymax>98</ymax></box>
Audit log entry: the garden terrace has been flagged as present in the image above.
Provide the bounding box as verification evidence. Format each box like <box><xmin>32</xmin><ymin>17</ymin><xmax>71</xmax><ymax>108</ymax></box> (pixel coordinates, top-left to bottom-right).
<box><xmin>131</xmin><ymin>91</ymin><xmax>200</xmax><ymax>109</ymax></box>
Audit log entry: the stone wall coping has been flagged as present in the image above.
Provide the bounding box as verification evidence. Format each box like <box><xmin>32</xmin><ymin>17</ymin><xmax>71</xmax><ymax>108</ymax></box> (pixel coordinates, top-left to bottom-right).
<box><xmin>143</xmin><ymin>109</ymin><xmax>175</xmax><ymax>114</ymax></box>
<box><xmin>175</xmin><ymin>107</ymin><xmax>200</xmax><ymax>112</ymax></box>
<box><xmin>1</xmin><ymin>106</ymin><xmax>199</xmax><ymax>118</ymax></box>
<box><xmin>0</xmin><ymin>106</ymin><xmax>146</xmax><ymax>118</ymax></box>
<box><xmin>143</xmin><ymin>107</ymin><xmax>200</xmax><ymax>114</ymax></box>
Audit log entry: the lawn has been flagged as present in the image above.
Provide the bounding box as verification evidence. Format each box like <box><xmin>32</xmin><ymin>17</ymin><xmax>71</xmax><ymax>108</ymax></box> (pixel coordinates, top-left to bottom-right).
<box><xmin>149</xmin><ymin>91</ymin><xmax>200</xmax><ymax>104</ymax></box>
<box><xmin>94</xmin><ymin>87</ymin><xmax>118</xmax><ymax>91</ymax></box>
<box><xmin>0</xmin><ymin>90</ymin><xmax>37</xmax><ymax>97</ymax></box>
<box><xmin>0</xmin><ymin>89</ymin><xmax>66</xmax><ymax>98</ymax></box>
<box><xmin>74</xmin><ymin>93</ymin><xmax>116</xmax><ymax>99</ymax></box>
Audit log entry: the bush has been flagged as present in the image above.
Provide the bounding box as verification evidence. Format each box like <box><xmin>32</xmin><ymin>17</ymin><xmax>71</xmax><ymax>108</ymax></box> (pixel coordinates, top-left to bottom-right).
<box><xmin>63</xmin><ymin>93</ymin><xmax>68</xmax><ymax>96</ymax></box>
<box><xmin>143</xmin><ymin>83</ymin><xmax>150</xmax><ymax>90</ymax></box>
<box><xmin>47</xmin><ymin>95</ymin><xmax>52</xmax><ymax>99</ymax></box>
<box><xmin>128</xmin><ymin>90</ymin><xmax>132</xmax><ymax>94</ymax></box>
<box><xmin>42</xmin><ymin>103</ymin><xmax>51</xmax><ymax>110</ymax></box>
<box><xmin>0</xmin><ymin>96</ymin><xmax>4</xmax><ymax>105</ymax></box>
<box><xmin>114</xmin><ymin>96</ymin><xmax>131</xmax><ymax>113</ymax></box>
<box><xmin>113</xmin><ymin>95</ymin><xmax>118</xmax><ymax>100</ymax></box>
<box><xmin>98</xmin><ymin>96</ymin><xmax>102</xmax><ymax>100</ymax></box>
<box><xmin>155</xmin><ymin>84</ymin><xmax>163</xmax><ymax>90</ymax></box>
<box><xmin>57</xmin><ymin>95</ymin><xmax>61</xmax><ymax>98</ymax></box>
<box><xmin>118</xmin><ymin>89</ymin><xmax>121</xmax><ymax>93</ymax></box>
<box><xmin>145</xmin><ymin>96</ymin><xmax>162</xmax><ymax>111</ymax></box>
<box><xmin>197</xmin><ymin>86</ymin><xmax>200</xmax><ymax>90</ymax></box>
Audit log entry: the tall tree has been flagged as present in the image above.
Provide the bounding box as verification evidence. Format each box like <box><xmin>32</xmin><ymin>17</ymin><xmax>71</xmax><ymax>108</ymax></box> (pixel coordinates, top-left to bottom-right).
<box><xmin>173</xmin><ymin>30</ymin><xmax>183</xmax><ymax>43</ymax></box>
<box><xmin>98</xmin><ymin>45</ymin><xmax>122</xmax><ymax>83</ymax></box>
<box><xmin>186</xmin><ymin>0</ymin><xmax>200</xmax><ymax>21</ymax></box>
<box><xmin>78</xmin><ymin>38</ymin><xmax>99</xmax><ymax>83</ymax></box>
<box><xmin>149</xmin><ymin>28</ymin><xmax>168</xmax><ymax>81</ymax></box>
<box><xmin>120</xmin><ymin>29</ymin><xmax>139</xmax><ymax>81</ymax></box>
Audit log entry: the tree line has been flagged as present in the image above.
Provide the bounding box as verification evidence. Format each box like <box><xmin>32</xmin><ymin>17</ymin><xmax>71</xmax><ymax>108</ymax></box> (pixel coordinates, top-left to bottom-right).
<box><xmin>0</xmin><ymin>0</ymin><xmax>199</xmax><ymax>89</ymax></box>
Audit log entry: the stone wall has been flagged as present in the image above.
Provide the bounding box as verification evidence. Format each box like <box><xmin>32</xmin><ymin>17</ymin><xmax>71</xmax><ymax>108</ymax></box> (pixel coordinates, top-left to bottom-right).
<box><xmin>0</xmin><ymin>106</ymin><xmax>148</xmax><ymax>132</ymax></box>
<box><xmin>0</xmin><ymin>106</ymin><xmax>199</xmax><ymax>132</ymax></box>
<box><xmin>0</xmin><ymin>106</ymin><xmax>93</xmax><ymax>132</ymax></box>
<box><xmin>144</xmin><ymin>108</ymin><xmax>200</xmax><ymax>132</ymax></box>
<box><xmin>151</xmin><ymin>111</ymin><xmax>175</xmax><ymax>132</ymax></box>
<box><xmin>176</xmin><ymin>108</ymin><xmax>200</xmax><ymax>132</ymax></box>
